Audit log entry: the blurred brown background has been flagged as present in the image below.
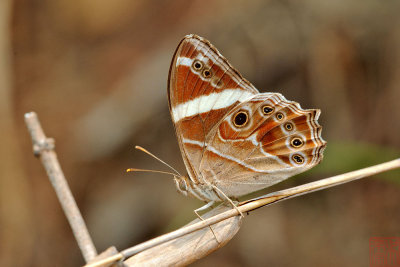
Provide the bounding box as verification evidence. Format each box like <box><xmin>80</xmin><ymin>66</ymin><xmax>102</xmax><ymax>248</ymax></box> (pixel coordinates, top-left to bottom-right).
<box><xmin>1</xmin><ymin>0</ymin><xmax>400</xmax><ymax>266</ymax></box>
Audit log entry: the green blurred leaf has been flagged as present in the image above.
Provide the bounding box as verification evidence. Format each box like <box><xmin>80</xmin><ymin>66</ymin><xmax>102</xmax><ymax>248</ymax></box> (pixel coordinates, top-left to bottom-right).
<box><xmin>309</xmin><ymin>141</ymin><xmax>400</xmax><ymax>184</ymax></box>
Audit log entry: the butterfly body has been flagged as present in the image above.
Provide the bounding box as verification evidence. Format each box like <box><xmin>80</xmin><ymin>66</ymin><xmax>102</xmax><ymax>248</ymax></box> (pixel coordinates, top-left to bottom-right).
<box><xmin>169</xmin><ymin>35</ymin><xmax>326</xmax><ymax>203</ymax></box>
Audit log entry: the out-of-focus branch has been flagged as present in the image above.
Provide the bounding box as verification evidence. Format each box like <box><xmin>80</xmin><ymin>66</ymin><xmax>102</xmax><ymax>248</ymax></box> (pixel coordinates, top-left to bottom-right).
<box><xmin>24</xmin><ymin>112</ymin><xmax>98</xmax><ymax>263</ymax></box>
<box><xmin>1</xmin><ymin>1</ymin><xmax>35</xmax><ymax>266</ymax></box>
<box><xmin>84</xmin><ymin>157</ymin><xmax>400</xmax><ymax>267</ymax></box>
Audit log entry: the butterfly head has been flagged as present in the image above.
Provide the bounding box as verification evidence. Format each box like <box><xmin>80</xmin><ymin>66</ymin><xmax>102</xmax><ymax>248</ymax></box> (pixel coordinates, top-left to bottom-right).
<box><xmin>173</xmin><ymin>175</ymin><xmax>190</xmax><ymax>197</ymax></box>
<box><xmin>174</xmin><ymin>174</ymin><xmax>218</xmax><ymax>201</ymax></box>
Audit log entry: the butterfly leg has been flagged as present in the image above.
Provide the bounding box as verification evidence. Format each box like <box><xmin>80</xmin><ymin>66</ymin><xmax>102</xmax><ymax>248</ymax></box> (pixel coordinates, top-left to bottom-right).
<box><xmin>211</xmin><ymin>185</ymin><xmax>244</xmax><ymax>218</ymax></box>
<box><xmin>194</xmin><ymin>201</ymin><xmax>220</xmax><ymax>244</ymax></box>
<box><xmin>195</xmin><ymin>200</ymin><xmax>215</xmax><ymax>212</ymax></box>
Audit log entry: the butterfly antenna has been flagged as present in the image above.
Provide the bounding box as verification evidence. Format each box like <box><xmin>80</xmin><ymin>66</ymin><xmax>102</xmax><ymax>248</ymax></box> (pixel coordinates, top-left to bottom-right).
<box><xmin>134</xmin><ymin>146</ymin><xmax>182</xmax><ymax>176</ymax></box>
<box><xmin>126</xmin><ymin>168</ymin><xmax>178</xmax><ymax>177</ymax></box>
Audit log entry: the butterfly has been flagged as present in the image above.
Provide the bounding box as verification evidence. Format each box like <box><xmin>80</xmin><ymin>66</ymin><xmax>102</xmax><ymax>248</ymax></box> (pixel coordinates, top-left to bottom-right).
<box><xmin>168</xmin><ymin>34</ymin><xmax>326</xmax><ymax>207</ymax></box>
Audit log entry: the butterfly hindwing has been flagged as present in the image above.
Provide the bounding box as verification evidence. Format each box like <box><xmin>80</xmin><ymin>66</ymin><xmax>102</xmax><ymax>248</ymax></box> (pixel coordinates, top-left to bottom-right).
<box><xmin>199</xmin><ymin>93</ymin><xmax>326</xmax><ymax>197</ymax></box>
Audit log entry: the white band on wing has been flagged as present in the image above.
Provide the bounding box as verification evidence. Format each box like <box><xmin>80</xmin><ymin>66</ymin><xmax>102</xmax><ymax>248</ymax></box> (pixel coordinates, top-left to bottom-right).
<box><xmin>177</xmin><ymin>56</ymin><xmax>193</xmax><ymax>67</ymax></box>
<box><xmin>172</xmin><ymin>89</ymin><xmax>254</xmax><ymax>122</ymax></box>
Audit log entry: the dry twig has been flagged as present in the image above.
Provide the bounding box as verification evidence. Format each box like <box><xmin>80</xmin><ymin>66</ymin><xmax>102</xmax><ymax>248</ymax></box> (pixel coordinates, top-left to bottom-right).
<box><xmin>24</xmin><ymin>112</ymin><xmax>98</xmax><ymax>263</ymax></box>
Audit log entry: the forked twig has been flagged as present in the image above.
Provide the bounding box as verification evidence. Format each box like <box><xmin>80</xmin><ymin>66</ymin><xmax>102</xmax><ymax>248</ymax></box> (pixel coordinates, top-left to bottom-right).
<box><xmin>24</xmin><ymin>112</ymin><xmax>98</xmax><ymax>263</ymax></box>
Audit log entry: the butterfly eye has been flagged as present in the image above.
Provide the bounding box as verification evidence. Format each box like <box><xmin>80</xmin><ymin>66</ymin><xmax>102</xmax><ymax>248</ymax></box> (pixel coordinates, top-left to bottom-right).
<box><xmin>290</xmin><ymin>137</ymin><xmax>304</xmax><ymax>148</ymax></box>
<box><xmin>192</xmin><ymin>60</ymin><xmax>203</xmax><ymax>71</ymax></box>
<box><xmin>284</xmin><ymin>122</ymin><xmax>294</xmax><ymax>131</ymax></box>
<box><xmin>292</xmin><ymin>154</ymin><xmax>305</xmax><ymax>164</ymax></box>
<box><xmin>202</xmin><ymin>69</ymin><xmax>213</xmax><ymax>78</ymax></box>
<box><xmin>232</xmin><ymin>111</ymin><xmax>249</xmax><ymax>128</ymax></box>
<box><xmin>276</xmin><ymin>112</ymin><xmax>284</xmax><ymax>120</ymax></box>
<box><xmin>176</xmin><ymin>178</ymin><xmax>187</xmax><ymax>191</ymax></box>
<box><xmin>262</xmin><ymin>105</ymin><xmax>274</xmax><ymax>115</ymax></box>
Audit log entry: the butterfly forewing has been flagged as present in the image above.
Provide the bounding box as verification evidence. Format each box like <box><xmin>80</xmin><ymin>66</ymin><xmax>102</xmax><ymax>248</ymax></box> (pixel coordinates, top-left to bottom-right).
<box><xmin>168</xmin><ymin>34</ymin><xmax>258</xmax><ymax>182</ymax></box>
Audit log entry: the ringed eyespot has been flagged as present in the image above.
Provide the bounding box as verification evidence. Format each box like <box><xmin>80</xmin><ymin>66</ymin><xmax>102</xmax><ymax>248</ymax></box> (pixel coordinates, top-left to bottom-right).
<box><xmin>192</xmin><ymin>60</ymin><xmax>203</xmax><ymax>71</ymax></box>
<box><xmin>276</xmin><ymin>112</ymin><xmax>284</xmax><ymax>120</ymax></box>
<box><xmin>202</xmin><ymin>69</ymin><xmax>212</xmax><ymax>78</ymax></box>
<box><xmin>290</xmin><ymin>137</ymin><xmax>304</xmax><ymax>148</ymax></box>
<box><xmin>284</xmin><ymin>122</ymin><xmax>294</xmax><ymax>131</ymax></box>
<box><xmin>232</xmin><ymin>110</ymin><xmax>249</xmax><ymax>128</ymax></box>
<box><xmin>292</xmin><ymin>154</ymin><xmax>305</xmax><ymax>164</ymax></box>
<box><xmin>262</xmin><ymin>105</ymin><xmax>274</xmax><ymax>115</ymax></box>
